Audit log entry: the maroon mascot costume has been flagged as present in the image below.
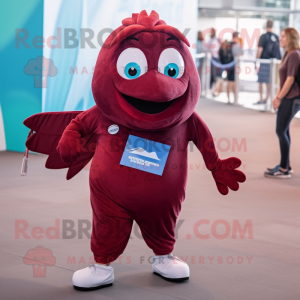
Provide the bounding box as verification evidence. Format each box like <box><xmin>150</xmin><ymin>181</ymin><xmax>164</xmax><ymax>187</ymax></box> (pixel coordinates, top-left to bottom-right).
<box><xmin>23</xmin><ymin>10</ymin><xmax>246</xmax><ymax>290</ymax></box>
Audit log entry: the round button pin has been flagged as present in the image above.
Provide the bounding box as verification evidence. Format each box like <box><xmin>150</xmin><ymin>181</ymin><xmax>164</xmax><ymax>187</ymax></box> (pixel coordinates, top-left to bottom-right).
<box><xmin>108</xmin><ymin>124</ymin><xmax>119</xmax><ymax>134</ymax></box>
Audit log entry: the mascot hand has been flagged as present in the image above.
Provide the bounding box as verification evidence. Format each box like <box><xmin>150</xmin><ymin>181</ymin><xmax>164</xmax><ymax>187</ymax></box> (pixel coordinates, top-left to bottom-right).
<box><xmin>57</xmin><ymin>132</ymin><xmax>82</xmax><ymax>163</ymax></box>
<box><xmin>212</xmin><ymin>157</ymin><xmax>246</xmax><ymax>195</ymax></box>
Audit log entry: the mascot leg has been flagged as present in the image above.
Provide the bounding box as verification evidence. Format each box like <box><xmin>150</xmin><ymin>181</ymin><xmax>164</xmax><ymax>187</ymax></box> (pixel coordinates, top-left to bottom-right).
<box><xmin>72</xmin><ymin>186</ymin><xmax>133</xmax><ymax>291</ymax></box>
<box><xmin>135</xmin><ymin>197</ymin><xmax>190</xmax><ymax>282</ymax></box>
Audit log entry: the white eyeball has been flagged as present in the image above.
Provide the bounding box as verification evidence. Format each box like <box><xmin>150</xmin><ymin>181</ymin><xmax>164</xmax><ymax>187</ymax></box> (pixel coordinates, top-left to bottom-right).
<box><xmin>158</xmin><ymin>48</ymin><xmax>185</xmax><ymax>79</ymax></box>
<box><xmin>116</xmin><ymin>48</ymin><xmax>147</xmax><ymax>80</ymax></box>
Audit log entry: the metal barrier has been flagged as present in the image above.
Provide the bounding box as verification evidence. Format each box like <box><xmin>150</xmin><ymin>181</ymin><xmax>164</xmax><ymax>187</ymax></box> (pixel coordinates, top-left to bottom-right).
<box><xmin>194</xmin><ymin>53</ymin><xmax>281</xmax><ymax>112</ymax></box>
<box><xmin>236</xmin><ymin>57</ymin><xmax>281</xmax><ymax>111</ymax></box>
<box><xmin>194</xmin><ymin>52</ymin><xmax>208</xmax><ymax>97</ymax></box>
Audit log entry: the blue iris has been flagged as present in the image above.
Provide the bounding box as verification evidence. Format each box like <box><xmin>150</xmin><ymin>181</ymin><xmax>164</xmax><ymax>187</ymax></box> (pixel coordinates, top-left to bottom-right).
<box><xmin>124</xmin><ymin>62</ymin><xmax>141</xmax><ymax>79</ymax></box>
<box><xmin>164</xmin><ymin>63</ymin><xmax>179</xmax><ymax>78</ymax></box>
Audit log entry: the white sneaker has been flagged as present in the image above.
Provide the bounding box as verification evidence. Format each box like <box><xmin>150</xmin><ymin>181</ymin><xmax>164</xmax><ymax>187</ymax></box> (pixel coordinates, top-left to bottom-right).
<box><xmin>72</xmin><ymin>264</ymin><xmax>114</xmax><ymax>291</ymax></box>
<box><xmin>152</xmin><ymin>254</ymin><xmax>189</xmax><ymax>282</ymax></box>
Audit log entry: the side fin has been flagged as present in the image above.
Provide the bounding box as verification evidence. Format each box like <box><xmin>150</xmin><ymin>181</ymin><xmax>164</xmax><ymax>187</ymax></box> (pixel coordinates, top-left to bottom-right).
<box><xmin>24</xmin><ymin>111</ymin><xmax>82</xmax><ymax>135</ymax></box>
<box><xmin>23</xmin><ymin>111</ymin><xmax>96</xmax><ymax>179</ymax></box>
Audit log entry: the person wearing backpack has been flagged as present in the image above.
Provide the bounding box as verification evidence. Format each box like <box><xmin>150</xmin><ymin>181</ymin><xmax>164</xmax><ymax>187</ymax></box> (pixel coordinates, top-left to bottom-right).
<box><xmin>264</xmin><ymin>27</ymin><xmax>300</xmax><ymax>179</ymax></box>
<box><xmin>255</xmin><ymin>20</ymin><xmax>281</xmax><ymax>105</ymax></box>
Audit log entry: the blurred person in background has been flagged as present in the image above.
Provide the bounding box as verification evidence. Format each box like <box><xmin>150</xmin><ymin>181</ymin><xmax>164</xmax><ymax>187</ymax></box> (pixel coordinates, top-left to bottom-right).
<box><xmin>255</xmin><ymin>20</ymin><xmax>281</xmax><ymax>105</ymax></box>
<box><xmin>264</xmin><ymin>28</ymin><xmax>300</xmax><ymax>179</ymax></box>
<box><xmin>219</xmin><ymin>32</ymin><xmax>243</xmax><ymax>103</ymax></box>
<box><xmin>197</xmin><ymin>31</ymin><xmax>205</xmax><ymax>83</ymax></box>
<box><xmin>218</xmin><ymin>40</ymin><xmax>230</xmax><ymax>98</ymax></box>
<box><xmin>197</xmin><ymin>31</ymin><xmax>205</xmax><ymax>54</ymax></box>
<box><xmin>207</xmin><ymin>28</ymin><xmax>221</xmax><ymax>93</ymax></box>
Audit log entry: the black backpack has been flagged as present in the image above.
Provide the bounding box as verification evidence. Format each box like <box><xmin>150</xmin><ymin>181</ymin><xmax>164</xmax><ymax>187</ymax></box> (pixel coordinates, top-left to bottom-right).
<box><xmin>265</xmin><ymin>33</ymin><xmax>281</xmax><ymax>59</ymax></box>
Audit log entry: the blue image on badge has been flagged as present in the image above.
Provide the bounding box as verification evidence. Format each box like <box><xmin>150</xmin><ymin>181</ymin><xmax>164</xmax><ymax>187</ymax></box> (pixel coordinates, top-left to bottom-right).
<box><xmin>120</xmin><ymin>135</ymin><xmax>171</xmax><ymax>176</ymax></box>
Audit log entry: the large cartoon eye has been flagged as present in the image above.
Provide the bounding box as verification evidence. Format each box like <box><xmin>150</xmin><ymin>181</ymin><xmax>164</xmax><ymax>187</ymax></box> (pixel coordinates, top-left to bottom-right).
<box><xmin>158</xmin><ymin>48</ymin><xmax>185</xmax><ymax>78</ymax></box>
<box><xmin>117</xmin><ymin>48</ymin><xmax>147</xmax><ymax>80</ymax></box>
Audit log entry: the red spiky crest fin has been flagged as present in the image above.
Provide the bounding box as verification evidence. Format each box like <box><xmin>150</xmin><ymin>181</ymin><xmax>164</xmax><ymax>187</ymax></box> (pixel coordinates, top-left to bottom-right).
<box><xmin>113</xmin><ymin>10</ymin><xmax>190</xmax><ymax>47</ymax></box>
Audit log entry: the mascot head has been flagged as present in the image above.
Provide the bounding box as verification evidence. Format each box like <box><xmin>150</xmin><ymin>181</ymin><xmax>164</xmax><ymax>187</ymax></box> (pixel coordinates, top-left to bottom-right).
<box><xmin>92</xmin><ymin>10</ymin><xmax>200</xmax><ymax>131</ymax></box>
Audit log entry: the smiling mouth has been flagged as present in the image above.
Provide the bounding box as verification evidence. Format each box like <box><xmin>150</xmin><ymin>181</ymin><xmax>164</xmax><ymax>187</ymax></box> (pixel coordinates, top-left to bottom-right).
<box><xmin>121</xmin><ymin>93</ymin><xmax>175</xmax><ymax>114</ymax></box>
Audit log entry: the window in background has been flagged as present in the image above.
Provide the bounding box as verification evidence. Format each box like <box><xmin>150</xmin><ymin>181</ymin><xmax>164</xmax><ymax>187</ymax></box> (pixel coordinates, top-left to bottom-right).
<box><xmin>232</xmin><ymin>0</ymin><xmax>291</xmax><ymax>8</ymax></box>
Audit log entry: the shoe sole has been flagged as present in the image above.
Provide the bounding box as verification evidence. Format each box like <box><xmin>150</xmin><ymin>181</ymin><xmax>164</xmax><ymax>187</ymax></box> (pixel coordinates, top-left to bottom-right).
<box><xmin>264</xmin><ymin>174</ymin><xmax>291</xmax><ymax>179</ymax></box>
<box><xmin>73</xmin><ymin>283</ymin><xmax>113</xmax><ymax>291</ymax></box>
<box><xmin>153</xmin><ymin>272</ymin><xmax>189</xmax><ymax>282</ymax></box>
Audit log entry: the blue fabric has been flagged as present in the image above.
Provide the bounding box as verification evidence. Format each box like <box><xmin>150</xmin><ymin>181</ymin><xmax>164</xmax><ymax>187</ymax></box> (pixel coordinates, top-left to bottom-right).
<box><xmin>258</xmin><ymin>63</ymin><xmax>270</xmax><ymax>83</ymax></box>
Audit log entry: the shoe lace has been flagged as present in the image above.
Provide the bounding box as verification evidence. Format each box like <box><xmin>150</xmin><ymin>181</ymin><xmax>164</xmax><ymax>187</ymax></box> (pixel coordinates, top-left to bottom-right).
<box><xmin>167</xmin><ymin>254</ymin><xmax>183</xmax><ymax>262</ymax></box>
<box><xmin>152</xmin><ymin>254</ymin><xmax>184</xmax><ymax>264</ymax></box>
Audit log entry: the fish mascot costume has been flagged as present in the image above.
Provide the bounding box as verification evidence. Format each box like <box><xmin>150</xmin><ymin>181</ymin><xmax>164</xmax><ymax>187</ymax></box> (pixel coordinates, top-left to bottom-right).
<box><xmin>23</xmin><ymin>10</ymin><xmax>246</xmax><ymax>291</ymax></box>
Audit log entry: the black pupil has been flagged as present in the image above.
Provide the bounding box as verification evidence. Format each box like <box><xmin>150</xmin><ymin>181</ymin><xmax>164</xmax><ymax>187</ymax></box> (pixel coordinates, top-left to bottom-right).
<box><xmin>168</xmin><ymin>67</ymin><xmax>176</xmax><ymax>77</ymax></box>
<box><xmin>128</xmin><ymin>67</ymin><xmax>137</xmax><ymax>76</ymax></box>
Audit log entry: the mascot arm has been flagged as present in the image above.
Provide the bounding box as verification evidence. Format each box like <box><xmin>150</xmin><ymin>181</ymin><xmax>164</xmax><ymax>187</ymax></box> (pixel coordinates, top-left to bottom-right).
<box><xmin>57</xmin><ymin>106</ymin><xmax>100</xmax><ymax>164</ymax></box>
<box><xmin>187</xmin><ymin>112</ymin><xmax>246</xmax><ymax>195</ymax></box>
<box><xmin>57</xmin><ymin>118</ymin><xmax>82</xmax><ymax>163</ymax></box>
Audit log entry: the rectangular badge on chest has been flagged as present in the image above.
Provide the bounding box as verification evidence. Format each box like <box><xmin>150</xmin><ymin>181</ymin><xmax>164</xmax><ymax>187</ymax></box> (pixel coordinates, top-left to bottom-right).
<box><xmin>120</xmin><ymin>135</ymin><xmax>171</xmax><ymax>176</ymax></box>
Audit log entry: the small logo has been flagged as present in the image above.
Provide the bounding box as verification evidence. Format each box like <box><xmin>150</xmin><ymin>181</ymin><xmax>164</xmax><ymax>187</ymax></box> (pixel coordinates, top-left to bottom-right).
<box><xmin>120</xmin><ymin>135</ymin><xmax>171</xmax><ymax>176</ymax></box>
<box><xmin>108</xmin><ymin>124</ymin><xmax>119</xmax><ymax>134</ymax></box>
<box><xmin>271</xmin><ymin>35</ymin><xmax>276</xmax><ymax>42</ymax></box>
<box><xmin>24</xmin><ymin>56</ymin><xmax>57</xmax><ymax>88</ymax></box>
<box><xmin>127</xmin><ymin>147</ymin><xmax>160</xmax><ymax>160</ymax></box>
<box><xmin>23</xmin><ymin>246</ymin><xmax>56</xmax><ymax>277</ymax></box>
